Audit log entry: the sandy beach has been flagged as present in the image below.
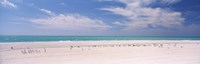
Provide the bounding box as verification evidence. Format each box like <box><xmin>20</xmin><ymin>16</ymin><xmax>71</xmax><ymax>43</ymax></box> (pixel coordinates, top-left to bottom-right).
<box><xmin>0</xmin><ymin>40</ymin><xmax>200</xmax><ymax>64</ymax></box>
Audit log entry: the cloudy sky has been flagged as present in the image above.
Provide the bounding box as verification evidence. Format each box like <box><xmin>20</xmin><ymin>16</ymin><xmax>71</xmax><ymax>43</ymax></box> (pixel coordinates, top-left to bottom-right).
<box><xmin>0</xmin><ymin>0</ymin><xmax>200</xmax><ymax>36</ymax></box>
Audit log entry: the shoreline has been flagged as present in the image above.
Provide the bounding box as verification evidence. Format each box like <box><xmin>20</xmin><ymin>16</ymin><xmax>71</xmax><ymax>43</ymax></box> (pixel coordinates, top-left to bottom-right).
<box><xmin>1</xmin><ymin>40</ymin><xmax>200</xmax><ymax>43</ymax></box>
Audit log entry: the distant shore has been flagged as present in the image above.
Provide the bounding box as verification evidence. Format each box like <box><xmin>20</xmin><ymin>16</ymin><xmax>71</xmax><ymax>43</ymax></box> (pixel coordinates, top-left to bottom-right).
<box><xmin>1</xmin><ymin>40</ymin><xmax>200</xmax><ymax>64</ymax></box>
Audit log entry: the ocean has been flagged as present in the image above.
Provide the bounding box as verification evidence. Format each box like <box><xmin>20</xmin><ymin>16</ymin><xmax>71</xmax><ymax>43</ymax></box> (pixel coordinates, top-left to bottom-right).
<box><xmin>0</xmin><ymin>36</ymin><xmax>200</xmax><ymax>42</ymax></box>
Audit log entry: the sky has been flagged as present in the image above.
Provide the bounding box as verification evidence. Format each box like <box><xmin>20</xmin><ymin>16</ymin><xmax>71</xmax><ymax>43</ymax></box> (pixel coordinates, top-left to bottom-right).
<box><xmin>0</xmin><ymin>0</ymin><xmax>200</xmax><ymax>36</ymax></box>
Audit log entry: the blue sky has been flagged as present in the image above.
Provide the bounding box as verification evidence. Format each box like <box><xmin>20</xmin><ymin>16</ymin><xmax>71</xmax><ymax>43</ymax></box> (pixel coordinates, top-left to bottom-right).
<box><xmin>0</xmin><ymin>0</ymin><xmax>200</xmax><ymax>36</ymax></box>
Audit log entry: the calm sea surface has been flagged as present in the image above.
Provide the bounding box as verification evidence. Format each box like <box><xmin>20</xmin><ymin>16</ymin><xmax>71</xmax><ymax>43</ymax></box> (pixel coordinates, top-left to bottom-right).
<box><xmin>0</xmin><ymin>36</ymin><xmax>200</xmax><ymax>42</ymax></box>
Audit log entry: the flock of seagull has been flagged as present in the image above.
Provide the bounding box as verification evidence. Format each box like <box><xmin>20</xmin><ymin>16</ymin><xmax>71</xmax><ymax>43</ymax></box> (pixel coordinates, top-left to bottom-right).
<box><xmin>15</xmin><ymin>43</ymin><xmax>189</xmax><ymax>55</ymax></box>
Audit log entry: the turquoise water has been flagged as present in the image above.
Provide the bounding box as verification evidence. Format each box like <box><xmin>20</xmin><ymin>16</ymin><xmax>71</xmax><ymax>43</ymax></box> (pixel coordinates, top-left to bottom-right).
<box><xmin>0</xmin><ymin>36</ymin><xmax>200</xmax><ymax>42</ymax></box>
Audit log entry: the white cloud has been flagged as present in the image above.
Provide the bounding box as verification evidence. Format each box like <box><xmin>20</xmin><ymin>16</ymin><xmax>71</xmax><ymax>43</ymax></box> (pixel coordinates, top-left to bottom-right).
<box><xmin>101</xmin><ymin>0</ymin><xmax>184</xmax><ymax>30</ymax></box>
<box><xmin>0</xmin><ymin>0</ymin><xmax>17</xmax><ymax>8</ymax></box>
<box><xmin>97</xmin><ymin>0</ymin><xmax>113</xmax><ymax>2</ymax></box>
<box><xmin>30</xmin><ymin>14</ymin><xmax>111</xmax><ymax>31</ymax></box>
<box><xmin>40</xmin><ymin>9</ymin><xmax>55</xmax><ymax>16</ymax></box>
<box><xmin>26</xmin><ymin>8</ymin><xmax>112</xmax><ymax>35</ymax></box>
<box><xmin>98</xmin><ymin>0</ymin><xmax>181</xmax><ymax>5</ymax></box>
<box><xmin>59</xmin><ymin>2</ymin><xmax>65</xmax><ymax>6</ymax></box>
<box><xmin>160</xmin><ymin>0</ymin><xmax>181</xmax><ymax>5</ymax></box>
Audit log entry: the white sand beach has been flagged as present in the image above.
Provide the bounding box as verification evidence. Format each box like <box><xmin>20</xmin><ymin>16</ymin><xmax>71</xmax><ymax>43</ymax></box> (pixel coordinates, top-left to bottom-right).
<box><xmin>0</xmin><ymin>40</ymin><xmax>200</xmax><ymax>64</ymax></box>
